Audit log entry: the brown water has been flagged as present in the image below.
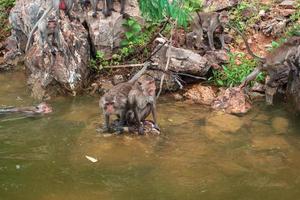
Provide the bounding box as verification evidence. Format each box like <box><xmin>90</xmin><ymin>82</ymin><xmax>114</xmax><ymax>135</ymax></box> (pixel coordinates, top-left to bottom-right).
<box><xmin>1</xmin><ymin>71</ymin><xmax>300</xmax><ymax>200</ymax></box>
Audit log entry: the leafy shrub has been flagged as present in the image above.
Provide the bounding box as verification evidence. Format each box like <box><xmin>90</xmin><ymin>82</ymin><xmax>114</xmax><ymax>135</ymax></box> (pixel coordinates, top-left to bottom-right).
<box><xmin>210</xmin><ymin>52</ymin><xmax>265</xmax><ymax>87</ymax></box>
<box><xmin>0</xmin><ymin>0</ymin><xmax>15</xmax><ymax>40</ymax></box>
<box><xmin>229</xmin><ymin>1</ymin><xmax>264</xmax><ymax>32</ymax></box>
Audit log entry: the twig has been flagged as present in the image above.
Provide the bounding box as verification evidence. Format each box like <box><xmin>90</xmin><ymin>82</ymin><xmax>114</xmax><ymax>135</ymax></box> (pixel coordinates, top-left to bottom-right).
<box><xmin>104</xmin><ymin>63</ymin><xmax>158</xmax><ymax>69</ymax></box>
<box><xmin>156</xmin><ymin>21</ymin><xmax>176</xmax><ymax>98</ymax></box>
<box><xmin>174</xmin><ymin>72</ymin><xmax>207</xmax><ymax>80</ymax></box>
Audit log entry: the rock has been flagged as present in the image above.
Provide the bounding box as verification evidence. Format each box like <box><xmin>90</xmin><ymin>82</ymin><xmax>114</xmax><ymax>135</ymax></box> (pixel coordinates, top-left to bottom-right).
<box><xmin>248</xmin><ymin>91</ymin><xmax>265</xmax><ymax>101</ymax></box>
<box><xmin>173</xmin><ymin>93</ymin><xmax>184</xmax><ymax>101</ymax></box>
<box><xmin>5</xmin><ymin>0</ymin><xmax>90</xmax><ymax>99</ymax></box>
<box><xmin>204</xmin><ymin>50</ymin><xmax>229</xmax><ymax>70</ymax></box>
<box><xmin>241</xmin><ymin>7</ymin><xmax>257</xmax><ymax>19</ymax></box>
<box><xmin>251</xmin><ymin>82</ymin><xmax>265</xmax><ymax>93</ymax></box>
<box><xmin>279</xmin><ymin>0</ymin><xmax>296</xmax><ymax>9</ymax></box>
<box><xmin>279</xmin><ymin>9</ymin><xmax>296</xmax><ymax>17</ymax></box>
<box><xmin>259</xmin><ymin>10</ymin><xmax>266</xmax><ymax>17</ymax></box>
<box><xmin>113</xmin><ymin>75</ymin><xmax>125</xmax><ymax>85</ymax></box>
<box><xmin>251</xmin><ymin>135</ymin><xmax>290</xmax><ymax>151</ymax></box>
<box><xmin>211</xmin><ymin>87</ymin><xmax>252</xmax><ymax>114</ymax></box>
<box><xmin>203</xmin><ymin>0</ymin><xmax>239</xmax><ymax>12</ymax></box>
<box><xmin>206</xmin><ymin>112</ymin><xmax>243</xmax><ymax>133</ymax></box>
<box><xmin>85</xmin><ymin>1</ymin><xmax>141</xmax><ymax>56</ymax></box>
<box><xmin>152</xmin><ymin>43</ymin><xmax>209</xmax><ymax>75</ymax></box>
<box><xmin>24</xmin><ymin>17</ymin><xmax>90</xmax><ymax>99</ymax></box>
<box><xmin>183</xmin><ymin>85</ymin><xmax>216</xmax><ymax>105</ymax></box>
<box><xmin>287</xmin><ymin>64</ymin><xmax>300</xmax><ymax>112</ymax></box>
<box><xmin>271</xmin><ymin>117</ymin><xmax>289</xmax><ymax>135</ymax></box>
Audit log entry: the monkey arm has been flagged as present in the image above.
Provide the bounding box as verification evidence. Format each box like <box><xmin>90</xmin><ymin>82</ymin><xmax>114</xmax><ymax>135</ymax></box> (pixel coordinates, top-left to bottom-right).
<box><xmin>151</xmin><ymin>103</ymin><xmax>160</xmax><ymax>131</ymax></box>
<box><xmin>240</xmin><ymin>65</ymin><xmax>262</xmax><ymax>88</ymax></box>
<box><xmin>133</xmin><ymin>105</ymin><xmax>144</xmax><ymax>135</ymax></box>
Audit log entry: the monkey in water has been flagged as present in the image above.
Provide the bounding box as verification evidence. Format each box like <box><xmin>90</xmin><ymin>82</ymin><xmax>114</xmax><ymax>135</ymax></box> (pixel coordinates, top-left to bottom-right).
<box><xmin>25</xmin><ymin>0</ymin><xmax>74</xmax><ymax>52</ymax></box>
<box><xmin>188</xmin><ymin>11</ymin><xmax>229</xmax><ymax>50</ymax></box>
<box><xmin>0</xmin><ymin>102</ymin><xmax>52</xmax><ymax>115</ymax></box>
<box><xmin>127</xmin><ymin>74</ymin><xmax>159</xmax><ymax>135</ymax></box>
<box><xmin>91</xmin><ymin>0</ymin><xmax>126</xmax><ymax>18</ymax></box>
<box><xmin>100</xmin><ymin>62</ymin><xmax>149</xmax><ymax>133</ymax></box>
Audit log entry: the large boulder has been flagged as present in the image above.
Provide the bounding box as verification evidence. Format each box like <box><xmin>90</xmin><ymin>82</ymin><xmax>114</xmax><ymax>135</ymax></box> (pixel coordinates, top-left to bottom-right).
<box><xmin>84</xmin><ymin>1</ymin><xmax>141</xmax><ymax>56</ymax></box>
<box><xmin>4</xmin><ymin>0</ymin><xmax>142</xmax><ymax>99</ymax></box>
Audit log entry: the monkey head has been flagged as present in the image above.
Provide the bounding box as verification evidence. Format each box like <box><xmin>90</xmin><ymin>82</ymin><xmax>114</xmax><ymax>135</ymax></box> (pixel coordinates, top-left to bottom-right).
<box><xmin>36</xmin><ymin>102</ymin><xmax>53</xmax><ymax>114</ymax></box>
<box><xmin>47</xmin><ymin>15</ymin><xmax>58</xmax><ymax>30</ymax></box>
<box><xmin>137</xmin><ymin>75</ymin><xmax>156</xmax><ymax>97</ymax></box>
<box><xmin>218</xmin><ymin>11</ymin><xmax>229</xmax><ymax>24</ymax></box>
<box><xmin>101</xmin><ymin>96</ymin><xmax>117</xmax><ymax>115</ymax></box>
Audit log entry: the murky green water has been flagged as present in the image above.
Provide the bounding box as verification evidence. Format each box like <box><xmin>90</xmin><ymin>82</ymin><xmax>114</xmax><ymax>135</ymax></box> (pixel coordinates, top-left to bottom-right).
<box><xmin>1</xmin><ymin>71</ymin><xmax>300</xmax><ymax>200</ymax></box>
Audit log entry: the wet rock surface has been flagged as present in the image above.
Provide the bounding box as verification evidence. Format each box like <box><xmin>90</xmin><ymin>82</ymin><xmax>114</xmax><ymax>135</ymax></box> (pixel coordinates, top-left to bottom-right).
<box><xmin>212</xmin><ymin>87</ymin><xmax>252</xmax><ymax>114</ymax></box>
<box><xmin>183</xmin><ymin>84</ymin><xmax>216</xmax><ymax>105</ymax></box>
<box><xmin>3</xmin><ymin>0</ymin><xmax>141</xmax><ymax>99</ymax></box>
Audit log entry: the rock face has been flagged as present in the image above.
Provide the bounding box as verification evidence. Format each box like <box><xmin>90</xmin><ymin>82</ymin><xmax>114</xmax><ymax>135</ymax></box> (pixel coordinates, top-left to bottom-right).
<box><xmin>84</xmin><ymin>1</ymin><xmax>141</xmax><ymax>56</ymax></box>
<box><xmin>4</xmin><ymin>0</ymin><xmax>140</xmax><ymax>99</ymax></box>
<box><xmin>203</xmin><ymin>0</ymin><xmax>239</xmax><ymax>11</ymax></box>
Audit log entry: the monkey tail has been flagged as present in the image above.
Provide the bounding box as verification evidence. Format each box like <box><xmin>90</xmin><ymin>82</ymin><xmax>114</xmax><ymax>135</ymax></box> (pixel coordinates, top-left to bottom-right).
<box><xmin>128</xmin><ymin>62</ymin><xmax>151</xmax><ymax>83</ymax></box>
<box><xmin>228</xmin><ymin>24</ymin><xmax>265</xmax><ymax>61</ymax></box>
<box><xmin>25</xmin><ymin>6</ymin><xmax>54</xmax><ymax>52</ymax></box>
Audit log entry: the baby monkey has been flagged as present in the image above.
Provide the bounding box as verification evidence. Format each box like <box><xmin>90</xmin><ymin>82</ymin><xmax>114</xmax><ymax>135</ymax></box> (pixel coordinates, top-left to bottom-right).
<box><xmin>127</xmin><ymin>74</ymin><xmax>159</xmax><ymax>135</ymax></box>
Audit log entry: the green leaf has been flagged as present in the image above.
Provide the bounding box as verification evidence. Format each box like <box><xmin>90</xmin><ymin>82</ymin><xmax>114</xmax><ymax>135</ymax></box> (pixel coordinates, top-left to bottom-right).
<box><xmin>125</xmin><ymin>32</ymin><xmax>134</xmax><ymax>39</ymax></box>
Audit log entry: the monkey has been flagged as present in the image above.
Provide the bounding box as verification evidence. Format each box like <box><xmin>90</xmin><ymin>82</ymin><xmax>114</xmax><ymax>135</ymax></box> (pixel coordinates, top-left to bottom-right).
<box><xmin>37</xmin><ymin>15</ymin><xmax>62</xmax><ymax>54</ymax></box>
<box><xmin>239</xmin><ymin>36</ymin><xmax>300</xmax><ymax>87</ymax></box>
<box><xmin>25</xmin><ymin>0</ymin><xmax>74</xmax><ymax>52</ymax></box>
<box><xmin>80</xmin><ymin>0</ymin><xmax>90</xmax><ymax>10</ymax></box>
<box><xmin>100</xmin><ymin>62</ymin><xmax>150</xmax><ymax>134</ymax></box>
<box><xmin>234</xmin><ymin>33</ymin><xmax>300</xmax><ymax>104</ymax></box>
<box><xmin>0</xmin><ymin>102</ymin><xmax>52</xmax><ymax>115</ymax></box>
<box><xmin>127</xmin><ymin>74</ymin><xmax>159</xmax><ymax>135</ymax></box>
<box><xmin>188</xmin><ymin>11</ymin><xmax>229</xmax><ymax>50</ymax></box>
<box><xmin>91</xmin><ymin>0</ymin><xmax>126</xmax><ymax>18</ymax></box>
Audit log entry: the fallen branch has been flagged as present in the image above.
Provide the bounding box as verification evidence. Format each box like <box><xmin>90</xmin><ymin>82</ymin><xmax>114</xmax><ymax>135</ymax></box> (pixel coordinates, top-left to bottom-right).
<box><xmin>156</xmin><ymin>20</ymin><xmax>176</xmax><ymax>98</ymax></box>
<box><xmin>103</xmin><ymin>63</ymin><xmax>159</xmax><ymax>69</ymax></box>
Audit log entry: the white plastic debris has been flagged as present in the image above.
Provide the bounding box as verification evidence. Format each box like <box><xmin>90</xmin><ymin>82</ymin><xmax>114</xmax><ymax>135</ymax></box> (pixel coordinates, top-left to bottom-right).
<box><xmin>85</xmin><ymin>155</ymin><xmax>98</xmax><ymax>163</ymax></box>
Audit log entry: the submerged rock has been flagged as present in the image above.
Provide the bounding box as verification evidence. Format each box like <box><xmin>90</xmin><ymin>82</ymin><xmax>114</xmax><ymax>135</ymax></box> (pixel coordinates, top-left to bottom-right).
<box><xmin>206</xmin><ymin>112</ymin><xmax>243</xmax><ymax>133</ymax></box>
<box><xmin>271</xmin><ymin>117</ymin><xmax>289</xmax><ymax>135</ymax></box>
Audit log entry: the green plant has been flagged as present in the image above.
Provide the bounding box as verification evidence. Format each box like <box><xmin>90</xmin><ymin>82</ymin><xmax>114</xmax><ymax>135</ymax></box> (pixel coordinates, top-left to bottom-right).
<box><xmin>210</xmin><ymin>52</ymin><xmax>265</xmax><ymax>87</ymax></box>
<box><xmin>121</xmin><ymin>18</ymin><xmax>142</xmax><ymax>47</ymax></box>
<box><xmin>267</xmin><ymin>38</ymin><xmax>287</xmax><ymax>51</ymax></box>
<box><xmin>184</xmin><ymin>0</ymin><xmax>203</xmax><ymax>12</ymax></box>
<box><xmin>0</xmin><ymin>0</ymin><xmax>15</xmax><ymax>40</ymax></box>
<box><xmin>229</xmin><ymin>1</ymin><xmax>261</xmax><ymax>32</ymax></box>
<box><xmin>139</xmin><ymin>0</ymin><xmax>190</xmax><ymax>27</ymax></box>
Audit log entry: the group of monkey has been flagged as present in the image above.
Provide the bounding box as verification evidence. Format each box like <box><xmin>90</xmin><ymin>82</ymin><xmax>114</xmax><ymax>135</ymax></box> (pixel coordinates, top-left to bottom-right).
<box><xmin>21</xmin><ymin>0</ymin><xmax>300</xmax><ymax>132</ymax></box>
<box><xmin>100</xmin><ymin>62</ymin><xmax>159</xmax><ymax>135</ymax></box>
<box><xmin>25</xmin><ymin>0</ymin><xmax>126</xmax><ymax>54</ymax></box>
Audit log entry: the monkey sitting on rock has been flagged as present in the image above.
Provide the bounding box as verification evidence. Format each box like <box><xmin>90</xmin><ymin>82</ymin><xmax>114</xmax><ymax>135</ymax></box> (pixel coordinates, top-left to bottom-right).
<box><xmin>99</xmin><ymin>63</ymin><xmax>160</xmax><ymax>135</ymax></box>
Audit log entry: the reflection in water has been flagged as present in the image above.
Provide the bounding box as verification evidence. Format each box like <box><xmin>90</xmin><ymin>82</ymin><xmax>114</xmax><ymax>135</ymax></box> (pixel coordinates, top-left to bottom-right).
<box><xmin>0</xmin><ymin>71</ymin><xmax>300</xmax><ymax>200</ymax></box>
